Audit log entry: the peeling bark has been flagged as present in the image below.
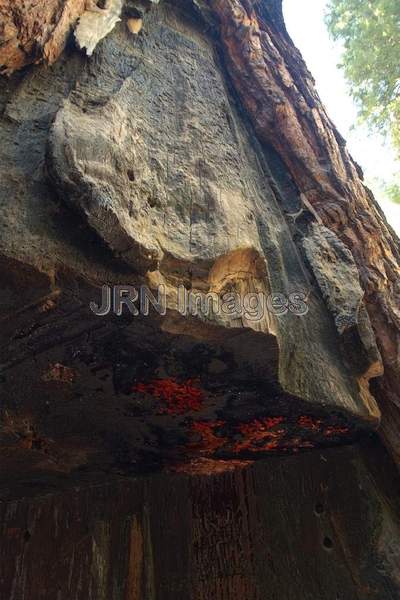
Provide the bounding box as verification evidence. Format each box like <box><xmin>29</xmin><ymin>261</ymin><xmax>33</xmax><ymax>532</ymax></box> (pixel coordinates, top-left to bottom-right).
<box><xmin>0</xmin><ymin>0</ymin><xmax>87</xmax><ymax>74</ymax></box>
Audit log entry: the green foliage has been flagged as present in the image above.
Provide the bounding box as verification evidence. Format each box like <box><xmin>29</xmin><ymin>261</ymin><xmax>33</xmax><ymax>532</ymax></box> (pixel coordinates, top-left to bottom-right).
<box><xmin>385</xmin><ymin>181</ymin><xmax>400</xmax><ymax>204</ymax></box>
<box><xmin>326</xmin><ymin>0</ymin><xmax>400</xmax><ymax>156</ymax></box>
<box><xmin>366</xmin><ymin>175</ymin><xmax>400</xmax><ymax>204</ymax></box>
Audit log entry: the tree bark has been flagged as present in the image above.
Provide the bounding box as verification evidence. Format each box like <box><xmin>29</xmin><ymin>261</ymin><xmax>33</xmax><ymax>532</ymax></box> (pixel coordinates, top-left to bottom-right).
<box><xmin>209</xmin><ymin>0</ymin><xmax>400</xmax><ymax>464</ymax></box>
<box><xmin>0</xmin><ymin>0</ymin><xmax>400</xmax><ymax>598</ymax></box>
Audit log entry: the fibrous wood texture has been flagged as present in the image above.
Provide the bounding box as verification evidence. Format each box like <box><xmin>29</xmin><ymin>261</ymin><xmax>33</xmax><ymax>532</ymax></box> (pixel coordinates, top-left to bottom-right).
<box><xmin>1</xmin><ymin>443</ymin><xmax>400</xmax><ymax>600</ymax></box>
<box><xmin>0</xmin><ymin>0</ymin><xmax>400</xmax><ymax>598</ymax></box>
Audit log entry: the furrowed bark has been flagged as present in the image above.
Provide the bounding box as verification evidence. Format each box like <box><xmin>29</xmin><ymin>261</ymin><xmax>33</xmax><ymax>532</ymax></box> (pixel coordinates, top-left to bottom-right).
<box><xmin>208</xmin><ymin>0</ymin><xmax>400</xmax><ymax>461</ymax></box>
<box><xmin>1</xmin><ymin>1</ymin><xmax>400</xmax><ymax>598</ymax></box>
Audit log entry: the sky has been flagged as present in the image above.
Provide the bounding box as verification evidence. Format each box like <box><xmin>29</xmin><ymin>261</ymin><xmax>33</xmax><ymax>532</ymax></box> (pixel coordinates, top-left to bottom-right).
<box><xmin>282</xmin><ymin>0</ymin><xmax>400</xmax><ymax>234</ymax></box>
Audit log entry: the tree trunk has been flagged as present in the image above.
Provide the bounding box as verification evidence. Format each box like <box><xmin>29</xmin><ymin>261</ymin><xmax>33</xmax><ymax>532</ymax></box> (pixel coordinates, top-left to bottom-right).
<box><xmin>0</xmin><ymin>1</ymin><xmax>399</xmax><ymax>598</ymax></box>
